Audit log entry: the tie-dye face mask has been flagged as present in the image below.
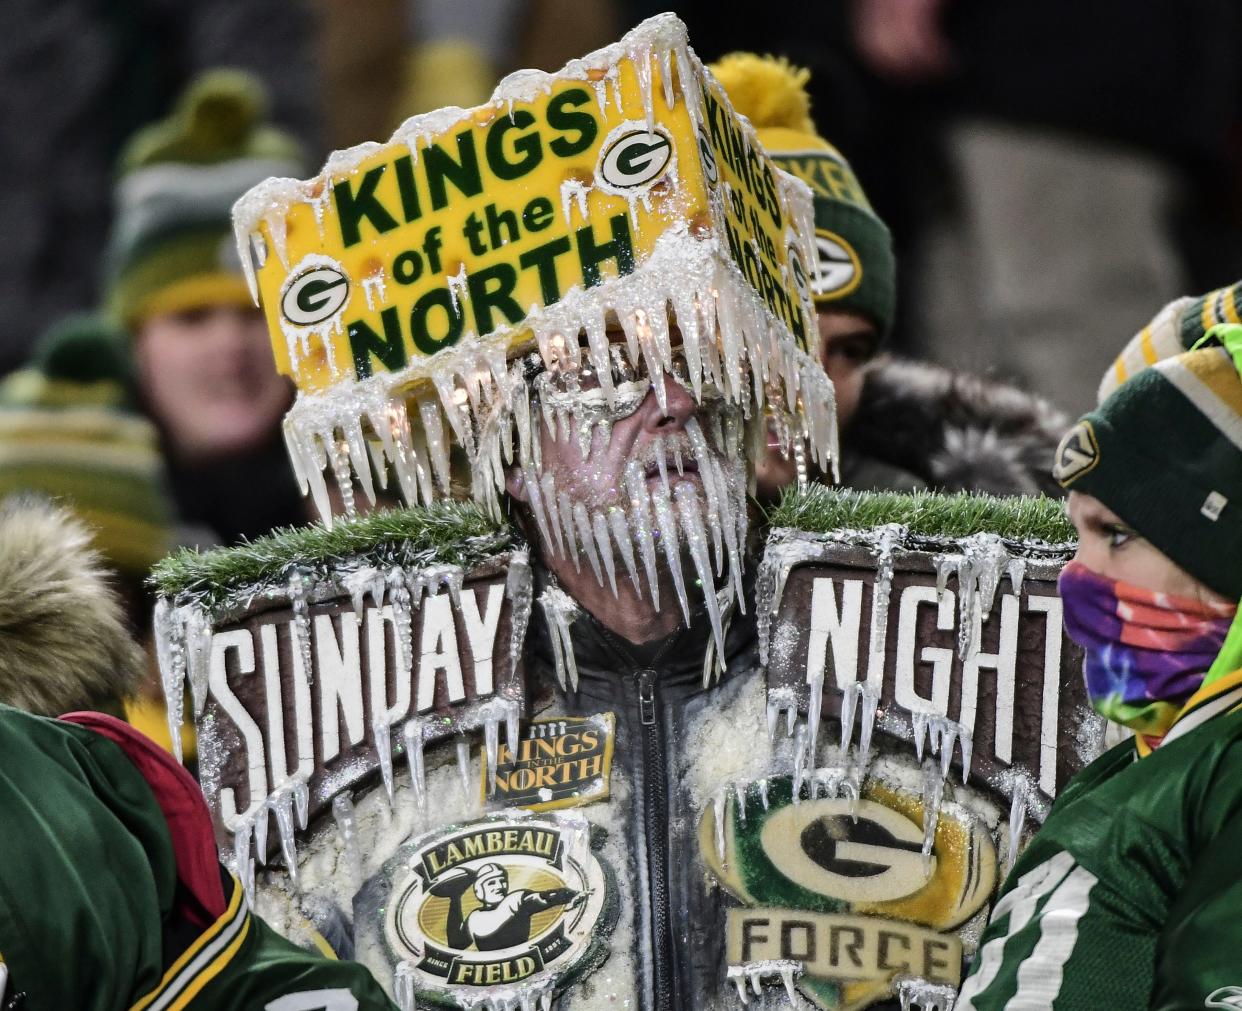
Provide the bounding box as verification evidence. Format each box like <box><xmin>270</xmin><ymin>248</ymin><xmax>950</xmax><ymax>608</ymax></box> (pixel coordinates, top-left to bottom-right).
<box><xmin>1058</xmin><ymin>560</ymin><xmax>1237</xmax><ymax>745</ymax></box>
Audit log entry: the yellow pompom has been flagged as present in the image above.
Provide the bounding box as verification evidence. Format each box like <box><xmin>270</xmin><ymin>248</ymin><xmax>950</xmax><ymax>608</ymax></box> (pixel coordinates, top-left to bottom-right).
<box><xmin>709</xmin><ymin>53</ymin><xmax>816</xmax><ymax>135</ymax></box>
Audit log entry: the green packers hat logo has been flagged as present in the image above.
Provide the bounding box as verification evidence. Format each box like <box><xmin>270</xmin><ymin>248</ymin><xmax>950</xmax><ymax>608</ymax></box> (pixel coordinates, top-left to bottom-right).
<box><xmin>812</xmin><ymin>229</ymin><xmax>862</xmax><ymax>300</ymax></box>
<box><xmin>378</xmin><ymin>812</ymin><xmax>612</xmax><ymax>1005</ymax></box>
<box><xmin>1053</xmin><ymin>420</ymin><xmax>1100</xmax><ymax>486</ymax></box>
<box><xmin>700</xmin><ymin>777</ymin><xmax>995</xmax><ymax>1010</ymax></box>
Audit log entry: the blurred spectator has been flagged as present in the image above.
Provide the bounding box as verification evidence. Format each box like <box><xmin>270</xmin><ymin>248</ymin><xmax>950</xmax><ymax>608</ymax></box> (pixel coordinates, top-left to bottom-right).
<box><xmin>714</xmin><ymin>53</ymin><xmax>1066</xmax><ymax>501</ymax></box>
<box><xmin>0</xmin><ymin>0</ymin><xmax>321</xmax><ymax>372</ymax></box>
<box><xmin>107</xmin><ymin>70</ymin><xmax>309</xmax><ymax>545</ymax></box>
<box><xmin>847</xmin><ymin>0</ymin><xmax>1242</xmax><ymax>414</ymax></box>
<box><xmin>0</xmin><ymin>314</ymin><xmax>194</xmax><ymax>755</ymax></box>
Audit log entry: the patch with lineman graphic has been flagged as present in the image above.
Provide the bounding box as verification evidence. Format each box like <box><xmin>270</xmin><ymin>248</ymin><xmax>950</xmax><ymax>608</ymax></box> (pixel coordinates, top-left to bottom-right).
<box><xmin>375</xmin><ymin>812</ymin><xmax>612</xmax><ymax>1006</ymax></box>
<box><xmin>481</xmin><ymin>714</ymin><xmax>615</xmax><ymax>812</ymax></box>
<box><xmin>700</xmin><ymin>776</ymin><xmax>996</xmax><ymax>1010</ymax></box>
<box><xmin>812</xmin><ymin>230</ymin><xmax>862</xmax><ymax>299</ymax></box>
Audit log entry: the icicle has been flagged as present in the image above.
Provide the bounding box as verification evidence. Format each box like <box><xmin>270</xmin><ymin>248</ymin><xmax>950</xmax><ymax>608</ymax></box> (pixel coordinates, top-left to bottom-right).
<box><xmin>521</xmin><ymin>465</ymin><xmax>558</xmax><ymax>555</ymax></box>
<box><xmin>895</xmin><ymin>977</ymin><xmax>958</xmax><ymax>1011</ymax></box>
<box><xmin>653</xmin><ymin>436</ymin><xmax>671</xmax><ymax>499</ymax></box>
<box><xmin>952</xmin><ymin>533</ymin><xmax>1013</xmax><ymax>660</ymax></box>
<box><xmin>233</xmin><ymin>825</ymin><xmax>255</xmax><ymax>907</ymax></box>
<box><xmin>1008</xmin><ymin>779</ymin><xmax>1030</xmax><ymax>871</ymax></box>
<box><xmin>726</xmin><ymin>962</ymin><xmax>803</xmax><ymax>1005</ymax></box>
<box><xmin>792</xmin><ymin>723</ymin><xmax>809</xmax><ymax>803</ymax></box>
<box><xmin>712</xmin><ymin>788</ymin><xmax>728</xmax><ymax>866</ymax></box>
<box><xmin>183</xmin><ymin>605</ymin><xmax>213</xmax><ymax>718</ymax></box>
<box><xmin>607</xmin><ymin>507</ymin><xmax>642</xmax><ymax>595</ymax></box>
<box><xmin>867</xmin><ymin>524</ymin><xmax>906</xmax><ymax>674</ymax></box>
<box><xmin>403</xmin><ymin>720</ymin><xmax>427</xmax><ymax>810</ymax></box>
<box><xmin>558</xmin><ymin>490</ymin><xmax>582</xmax><ymax>573</ymax></box>
<box><xmin>651</xmin><ymin>486</ymin><xmax>691</xmax><ymax>624</ymax></box>
<box><xmin>572</xmin><ymin>501</ymin><xmax>605</xmax><ymax>587</ymax></box>
<box><xmin>484</xmin><ymin>717</ymin><xmax>500</xmax><ymax>797</ymax></box>
<box><xmin>590</xmin><ymin>510</ymin><xmax>619</xmax><ymax>597</ymax></box>
<box><xmin>505</xmin><ymin>551</ymin><xmax>533</xmax><ymax>666</ymax></box>
<box><xmin>624</xmin><ymin>461</ymin><xmax>661</xmax><ymax>612</ymax></box>
<box><xmin>153</xmin><ymin>598</ymin><xmax>188</xmax><ymax>763</ymax></box>
<box><xmin>685</xmin><ymin>418</ymin><xmax>725</xmax><ymax>573</ymax></box>
<box><xmin>1007</xmin><ymin>556</ymin><xmax>1027</xmax><ymax>598</ymax></box>
<box><xmin>840</xmin><ymin>679</ymin><xmax>859</xmax><ymax>753</ymax></box>
<box><xmin>457</xmin><ymin>740</ymin><xmax>474</xmax><ymax>804</ymax></box>
<box><xmin>675</xmin><ymin>483</ymin><xmax>725</xmax><ymax>659</ymax></box>
<box><xmin>539</xmin><ymin>472</ymin><xmax>567</xmax><ymax>559</ymax></box>
<box><xmin>374</xmin><ymin>713</ymin><xmax>396</xmax><ymax>805</ymax></box>
<box><xmin>394</xmin><ymin>962</ymin><xmax>416</xmax><ymax>1011</ymax></box>
<box><xmin>766</xmin><ymin>686</ymin><xmax>797</xmax><ymax>743</ymax></box>
<box><xmin>920</xmin><ymin>759</ymin><xmax>943</xmax><ymax>872</ymax></box>
<box><xmin>539</xmin><ymin>586</ymin><xmax>581</xmax><ymax>691</ymax></box>
<box><xmin>271</xmin><ymin>781</ymin><xmax>302</xmax><ymax>886</ymax></box>
<box><xmin>288</xmin><ymin>569</ymin><xmax>315</xmax><ymax>685</ymax></box>
<box><xmin>332</xmin><ymin>793</ymin><xmax>361</xmax><ymax>877</ymax></box>
<box><xmin>857</xmin><ymin>682</ymin><xmax>880</xmax><ymax>767</ymax></box>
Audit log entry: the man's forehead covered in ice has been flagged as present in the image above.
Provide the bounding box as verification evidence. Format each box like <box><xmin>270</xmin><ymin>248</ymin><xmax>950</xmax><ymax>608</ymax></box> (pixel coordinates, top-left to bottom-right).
<box><xmin>505</xmin><ymin>315</ymin><xmax>751</xmax><ymax>653</ymax></box>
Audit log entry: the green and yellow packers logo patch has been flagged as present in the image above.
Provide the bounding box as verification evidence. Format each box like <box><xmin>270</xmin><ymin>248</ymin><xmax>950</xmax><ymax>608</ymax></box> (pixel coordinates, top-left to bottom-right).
<box><xmin>1053</xmin><ymin>420</ymin><xmax>1100</xmax><ymax>486</ymax></box>
<box><xmin>812</xmin><ymin>230</ymin><xmax>862</xmax><ymax>301</ymax></box>
<box><xmin>700</xmin><ymin>777</ymin><xmax>995</xmax><ymax>1011</ymax></box>
<box><xmin>482</xmin><ymin>714</ymin><xmax>615</xmax><ymax>812</ymax></box>
<box><xmin>377</xmin><ymin>812</ymin><xmax>612</xmax><ymax>1005</ymax></box>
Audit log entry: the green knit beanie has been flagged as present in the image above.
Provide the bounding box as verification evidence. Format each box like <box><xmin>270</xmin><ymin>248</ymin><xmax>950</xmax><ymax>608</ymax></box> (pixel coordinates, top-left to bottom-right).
<box><xmin>0</xmin><ymin>315</ymin><xmax>175</xmax><ymax>578</ymax></box>
<box><xmin>710</xmin><ymin>53</ymin><xmax>897</xmax><ymax>338</ymax></box>
<box><xmin>1054</xmin><ymin>333</ymin><xmax>1242</xmax><ymax>600</ymax></box>
<box><xmin>106</xmin><ymin>69</ymin><xmax>305</xmax><ymax>328</ymax></box>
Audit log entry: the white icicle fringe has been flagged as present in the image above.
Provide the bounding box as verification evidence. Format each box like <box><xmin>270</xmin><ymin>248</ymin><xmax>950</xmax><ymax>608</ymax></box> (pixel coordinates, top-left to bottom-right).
<box><xmin>274</xmin><ymin>230</ymin><xmax>838</xmax><ymax>530</ymax></box>
<box><xmin>725</xmin><ymin>960</ymin><xmax>802</xmax><ymax>1005</ymax></box>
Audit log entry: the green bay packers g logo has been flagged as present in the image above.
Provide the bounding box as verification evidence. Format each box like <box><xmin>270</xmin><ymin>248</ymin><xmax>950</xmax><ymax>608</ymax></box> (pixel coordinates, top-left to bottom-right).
<box><xmin>1053</xmin><ymin>420</ymin><xmax>1100</xmax><ymax>486</ymax></box>
<box><xmin>379</xmin><ymin>813</ymin><xmax>611</xmax><ymax>1005</ymax></box>
<box><xmin>597</xmin><ymin>124</ymin><xmax>674</xmax><ymax>192</ymax></box>
<box><xmin>812</xmin><ymin>230</ymin><xmax>862</xmax><ymax>299</ymax></box>
<box><xmin>281</xmin><ymin>260</ymin><xmax>351</xmax><ymax>327</ymax></box>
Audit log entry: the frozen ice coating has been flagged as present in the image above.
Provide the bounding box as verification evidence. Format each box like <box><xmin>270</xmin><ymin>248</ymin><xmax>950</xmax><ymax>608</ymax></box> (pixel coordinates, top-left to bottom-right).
<box><xmin>725</xmin><ymin>961</ymin><xmax>802</xmax><ymax>1005</ymax></box>
<box><xmin>894</xmin><ymin>977</ymin><xmax>958</xmax><ymax>1011</ymax></box>
<box><xmin>231</xmin><ymin>12</ymin><xmax>835</xmax><ymax>536</ymax></box>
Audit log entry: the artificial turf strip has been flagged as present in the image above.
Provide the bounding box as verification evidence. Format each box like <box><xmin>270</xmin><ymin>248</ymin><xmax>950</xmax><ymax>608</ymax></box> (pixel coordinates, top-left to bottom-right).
<box><xmin>150</xmin><ymin>500</ymin><xmax>512</xmax><ymax>604</ymax></box>
<box><xmin>768</xmin><ymin>486</ymin><xmax>1076</xmax><ymax>545</ymax></box>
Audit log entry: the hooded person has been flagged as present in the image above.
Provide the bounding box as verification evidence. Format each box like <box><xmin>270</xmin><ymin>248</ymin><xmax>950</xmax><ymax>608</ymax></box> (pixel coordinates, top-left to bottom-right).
<box><xmin>958</xmin><ymin>326</ymin><xmax>1242</xmax><ymax>1008</ymax></box>
<box><xmin>0</xmin><ymin>501</ymin><xmax>397</xmax><ymax>1010</ymax></box>
<box><xmin>106</xmin><ymin>69</ymin><xmax>309</xmax><ymax>544</ymax></box>
<box><xmin>173</xmin><ymin>14</ymin><xmax>838</xmax><ymax>1009</ymax></box>
<box><xmin>712</xmin><ymin>53</ymin><xmax>1068</xmax><ymax>500</ymax></box>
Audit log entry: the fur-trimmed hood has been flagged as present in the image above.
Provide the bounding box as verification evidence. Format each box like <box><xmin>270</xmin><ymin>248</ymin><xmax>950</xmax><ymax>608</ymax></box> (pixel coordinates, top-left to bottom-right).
<box><xmin>0</xmin><ymin>497</ymin><xmax>144</xmax><ymax>717</ymax></box>
<box><xmin>848</xmin><ymin>357</ymin><xmax>1071</xmax><ymax>498</ymax></box>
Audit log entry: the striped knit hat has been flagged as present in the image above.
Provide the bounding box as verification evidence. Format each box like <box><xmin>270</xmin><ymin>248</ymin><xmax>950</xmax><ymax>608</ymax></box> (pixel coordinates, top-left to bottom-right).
<box><xmin>1055</xmin><ymin>329</ymin><xmax>1242</xmax><ymax>600</ymax></box>
<box><xmin>710</xmin><ymin>53</ymin><xmax>896</xmax><ymax>337</ymax></box>
<box><xmin>1098</xmin><ymin>280</ymin><xmax>1242</xmax><ymax>403</ymax></box>
<box><xmin>0</xmin><ymin>315</ymin><xmax>175</xmax><ymax>578</ymax></box>
<box><xmin>106</xmin><ymin>70</ymin><xmax>304</xmax><ymax>328</ymax></box>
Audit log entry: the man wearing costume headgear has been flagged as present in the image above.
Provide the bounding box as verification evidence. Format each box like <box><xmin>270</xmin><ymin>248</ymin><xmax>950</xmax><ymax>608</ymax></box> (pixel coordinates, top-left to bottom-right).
<box><xmin>224</xmin><ymin>13</ymin><xmax>837</xmax><ymax>1010</ymax></box>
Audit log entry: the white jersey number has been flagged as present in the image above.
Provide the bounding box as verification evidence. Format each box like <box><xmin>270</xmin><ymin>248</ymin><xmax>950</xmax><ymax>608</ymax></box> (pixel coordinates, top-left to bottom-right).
<box><xmin>265</xmin><ymin>990</ymin><xmax>359</xmax><ymax>1011</ymax></box>
<box><xmin>958</xmin><ymin>850</ymin><xmax>1098</xmax><ymax>1010</ymax></box>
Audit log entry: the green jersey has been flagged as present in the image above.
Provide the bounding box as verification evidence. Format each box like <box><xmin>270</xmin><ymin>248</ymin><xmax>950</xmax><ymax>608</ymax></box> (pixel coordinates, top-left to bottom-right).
<box><xmin>959</xmin><ymin>673</ymin><xmax>1242</xmax><ymax>1010</ymax></box>
<box><xmin>0</xmin><ymin>705</ymin><xmax>396</xmax><ymax>1011</ymax></box>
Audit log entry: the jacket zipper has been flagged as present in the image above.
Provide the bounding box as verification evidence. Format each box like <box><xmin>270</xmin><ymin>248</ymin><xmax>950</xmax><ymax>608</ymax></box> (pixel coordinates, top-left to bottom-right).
<box><xmin>637</xmin><ymin>666</ymin><xmax>675</xmax><ymax>1010</ymax></box>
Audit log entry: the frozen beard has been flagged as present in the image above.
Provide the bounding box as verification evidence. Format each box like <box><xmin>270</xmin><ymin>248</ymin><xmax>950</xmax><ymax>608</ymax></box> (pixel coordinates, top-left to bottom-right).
<box><xmin>515</xmin><ymin>347</ymin><xmax>749</xmax><ymax>662</ymax></box>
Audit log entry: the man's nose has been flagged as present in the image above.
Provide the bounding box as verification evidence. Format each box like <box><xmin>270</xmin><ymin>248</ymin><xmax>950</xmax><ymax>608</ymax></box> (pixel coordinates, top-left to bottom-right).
<box><xmin>640</xmin><ymin>374</ymin><xmax>697</xmax><ymax>433</ymax></box>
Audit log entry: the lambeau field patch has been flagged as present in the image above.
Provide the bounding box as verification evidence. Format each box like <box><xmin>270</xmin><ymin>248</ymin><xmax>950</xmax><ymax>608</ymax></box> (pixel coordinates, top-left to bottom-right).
<box><xmin>375</xmin><ymin>812</ymin><xmax>612</xmax><ymax>1006</ymax></box>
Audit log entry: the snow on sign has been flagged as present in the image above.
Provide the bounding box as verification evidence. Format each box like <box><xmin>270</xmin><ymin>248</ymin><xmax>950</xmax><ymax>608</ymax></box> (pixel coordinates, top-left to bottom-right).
<box><xmin>711</xmin><ymin>526</ymin><xmax>1104</xmax><ymax>1011</ymax></box>
<box><xmin>179</xmin><ymin>553</ymin><xmax>529</xmax><ymax>884</ymax></box>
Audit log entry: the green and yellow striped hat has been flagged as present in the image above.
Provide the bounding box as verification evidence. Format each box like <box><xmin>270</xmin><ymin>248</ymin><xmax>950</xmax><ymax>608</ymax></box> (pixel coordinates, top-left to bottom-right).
<box><xmin>1056</xmin><ymin>328</ymin><xmax>1242</xmax><ymax>600</ymax></box>
<box><xmin>1099</xmin><ymin>280</ymin><xmax>1242</xmax><ymax>403</ymax></box>
<box><xmin>0</xmin><ymin>315</ymin><xmax>175</xmax><ymax>578</ymax></box>
<box><xmin>106</xmin><ymin>70</ymin><xmax>305</xmax><ymax>328</ymax></box>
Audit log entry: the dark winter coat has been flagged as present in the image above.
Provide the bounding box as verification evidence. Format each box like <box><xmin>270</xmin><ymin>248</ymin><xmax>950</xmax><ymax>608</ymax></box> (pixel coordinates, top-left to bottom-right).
<box><xmin>846</xmin><ymin>357</ymin><xmax>1070</xmax><ymax>498</ymax></box>
<box><xmin>523</xmin><ymin>566</ymin><xmax>761</xmax><ymax>1011</ymax></box>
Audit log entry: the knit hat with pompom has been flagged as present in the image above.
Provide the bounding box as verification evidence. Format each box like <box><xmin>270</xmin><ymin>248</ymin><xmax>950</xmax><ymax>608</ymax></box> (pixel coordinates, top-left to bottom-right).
<box><xmin>106</xmin><ymin>70</ymin><xmax>305</xmax><ymax>327</ymax></box>
<box><xmin>711</xmin><ymin>53</ymin><xmax>896</xmax><ymax>337</ymax></box>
